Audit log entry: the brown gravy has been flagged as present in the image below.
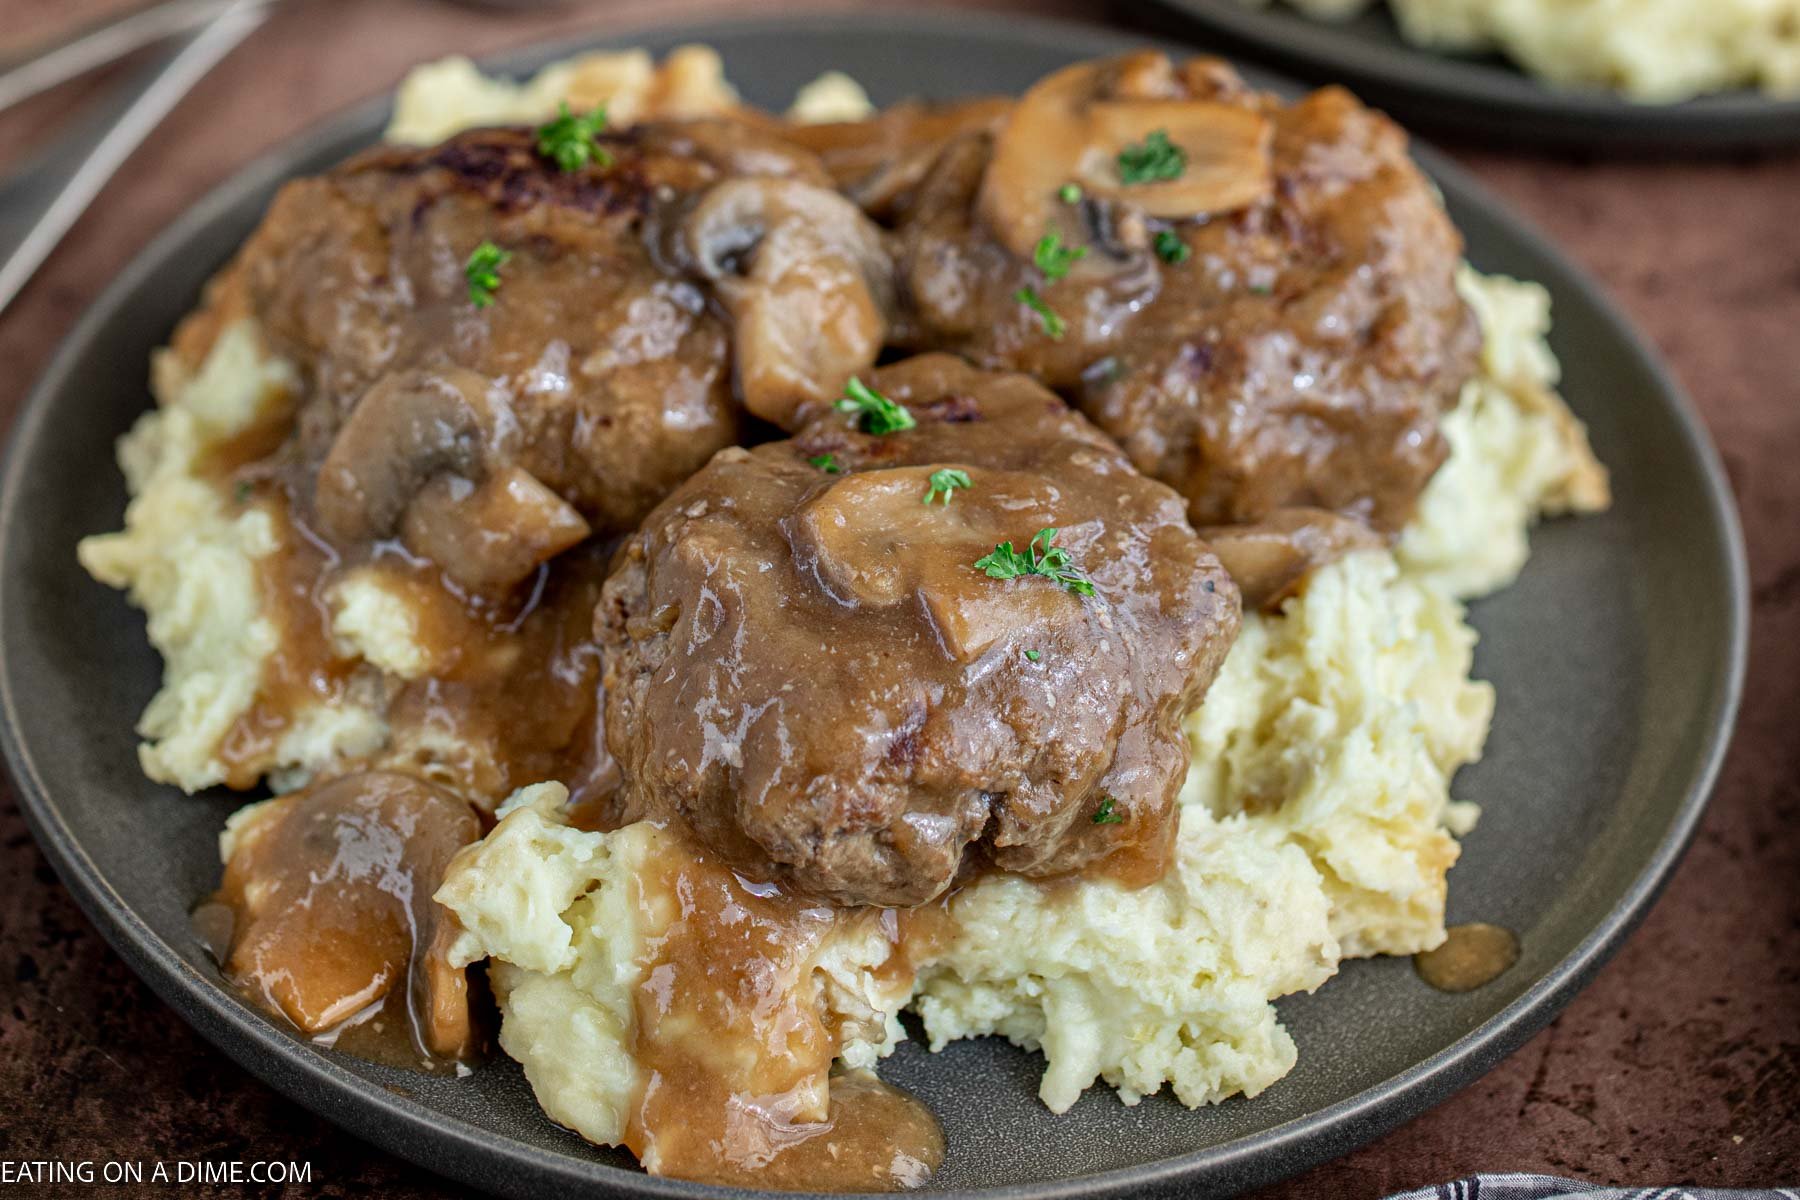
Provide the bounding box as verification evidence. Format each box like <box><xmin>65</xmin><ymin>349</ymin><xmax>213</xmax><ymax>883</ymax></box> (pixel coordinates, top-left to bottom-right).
<box><xmin>216</xmin><ymin>489</ymin><xmax>616</xmax><ymax>809</ymax></box>
<box><xmin>199</xmin><ymin>771</ymin><xmax>482</xmax><ymax>1068</ymax></box>
<box><xmin>216</xmin><ymin>497</ymin><xmax>356</xmax><ymax>788</ymax></box>
<box><xmin>1413</xmin><ymin>923</ymin><xmax>1520</xmax><ymax>993</ymax></box>
<box><xmin>623</xmin><ymin>831</ymin><xmax>942</xmax><ymax>1191</ymax></box>
<box><xmin>374</xmin><ymin>539</ymin><xmax>617</xmax><ymax>807</ymax></box>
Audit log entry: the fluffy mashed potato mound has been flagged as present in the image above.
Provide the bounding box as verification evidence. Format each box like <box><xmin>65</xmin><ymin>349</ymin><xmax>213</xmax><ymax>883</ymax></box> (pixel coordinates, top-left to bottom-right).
<box><xmin>77</xmin><ymin>324</ymin><xmax>389</xmax><ymax>792</ymax></box>
<box><xmin>787</xmin><ymin>70</ymin><xmax>876</xmax><ymax>123</ymax></box>
<box><xmin>386</xmin><ymin>47</ymin><xmax>874</xmax><ymax>145</ymax></box>
<box><xmin>435</xmin><ymin>783</ymin><xmax>912</xmax><ymax>1148</ymax></box>
<box><xmin>1400</xmin><ymin>268</ymin><xmax>1610</xmax><ymax>599</ymax></box>
<box><xmin>1182</xmin><ymin>552</ymin><xmax>1489</xmax><ymax>959</ymax></box>
<box><xmin>1246</xmin><ymin>0</ymin><xmax>1800</xmax><ymax>102</ymax></box>
<box><xmin>912</xmin><ymin>814</ymin><xmax>1336</xmax><ymax>1112</ymax></box>
<box><xmin>386</xmin><ymin>45</ymin><xmax>740</xmax><ymax>145</ymax></box>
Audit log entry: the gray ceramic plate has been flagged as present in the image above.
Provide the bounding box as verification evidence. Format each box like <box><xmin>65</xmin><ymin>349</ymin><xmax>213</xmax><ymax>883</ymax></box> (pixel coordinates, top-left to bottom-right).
<box><xmin>1126</xmin><ymin>0</ymin><xmax>1800</xmax><ymax>151</ymax></box>
<box><xmin>0</xmin><ymin>11</ymin><xmax>1747</xmax><ymax>1200</ymax></box>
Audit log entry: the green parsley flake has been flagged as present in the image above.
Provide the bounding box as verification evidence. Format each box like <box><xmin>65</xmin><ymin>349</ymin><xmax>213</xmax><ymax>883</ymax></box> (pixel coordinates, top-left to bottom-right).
<box><xmin>1248</xmin><ymin>281</ymin><xmax>1274</xmax><ymax>295</ymax></box>
<box><xmin>464</xmin><ymin>241</ymin><xmax>511</xmax><ymax>308</ymax></box>
<box><xmin>1092</xmin><ymin>795</ymin><xmax>1123</xmax><ymax>824</ymax></box>
<box><xmin>1015</xmin><ymin>286</ymin><xmax>1066</xmax><ymax>340</ymax></box>
<box><xmin>972</xmin><ymin>527</ymin><xmax>1096</xmax><ymax>598</ymax></box>
<box><xmin>1117</xmin><ymin>129</ymin><xmax>1186</xmax><ymax>185</ymax></box>
<box><xmin>535</xmin><ymin>102</ymin><xmax>613</xmax><ymax>173</ymax></box>
<box><xmin>835</xmin><ymin>377</ymin><xmax>916</xmax><ymax>435</ymax></box>
<box><xmin>1058</xmin><ymin>182</ymin><xmax>1083</xmax><ymax>204</ymax></box>
<box><xmin>234</xmin><ymin>480</ymin><xmax>253</xmax><ymax>503</ymax></box>
<box><xmin>1024</xmin><ymin>649</ymin><xmax>1042</xmax><ymax>662</ymax></box>
<box><xmin>1033</xmin><ymin>230</ymin><xmax>1086</xmax><ymax>281</ymax></box>
<box><xmin>1154</xmin><ymin>229</ymin><xmax>1191</xmax><ymax>265</ymax></box>
<box><xmin>809</xmin><ymin>453</ymin><xmax>841</xmax><ymax>474</ymax></box>
<box><xmin>922</xmin><ymin>467</ymin><xmax>971</xmax><ymax>505</ymax></box>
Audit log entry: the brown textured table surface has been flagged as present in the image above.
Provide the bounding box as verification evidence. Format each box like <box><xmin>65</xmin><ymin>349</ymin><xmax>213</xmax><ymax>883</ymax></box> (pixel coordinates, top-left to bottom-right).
<box><xmin>1</xmin><ymin>1</ymin><xmax>1796</xmax><ymax>1196</ymax></box>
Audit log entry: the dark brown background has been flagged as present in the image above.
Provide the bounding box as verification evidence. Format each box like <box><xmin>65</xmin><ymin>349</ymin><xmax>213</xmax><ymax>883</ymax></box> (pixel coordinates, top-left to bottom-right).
<box><xmin>1</xmin><ymin>1</ymin><xmax>1795</xmax><ymax>1196</ymax></box>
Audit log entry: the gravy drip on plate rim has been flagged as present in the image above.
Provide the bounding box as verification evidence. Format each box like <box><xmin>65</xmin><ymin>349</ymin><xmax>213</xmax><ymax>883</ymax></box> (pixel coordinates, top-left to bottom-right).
<box><xmin>1413</xmin><ymin>922</ymin><xmax>1521</xmax><ymax>993</ymax></box>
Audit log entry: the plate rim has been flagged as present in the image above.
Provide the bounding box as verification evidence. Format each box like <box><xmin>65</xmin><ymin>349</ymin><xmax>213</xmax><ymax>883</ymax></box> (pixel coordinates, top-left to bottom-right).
<box><xmin>1126</xmin><ymin>0</ymin><xmax>1800</xmax><ymax>149</ymax></box>
<box><xmin>0</xmin><ymin>9</ymin><xmax>1750</xmax><ymax>1199</ymax></box>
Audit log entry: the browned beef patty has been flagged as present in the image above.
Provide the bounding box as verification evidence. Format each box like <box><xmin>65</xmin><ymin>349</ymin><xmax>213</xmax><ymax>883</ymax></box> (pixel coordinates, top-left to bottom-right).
<box><xmin>175</xmin><ymin>120</ymin><xmax>889</xmax><ymax>591</ymax></box>
<box><xmin>793</xmin><ymin>53</ymin><xmax>1480</xmax><ymax>534</ymax></box>
<box><xmin>597</xmin><ymin>354</ymin><xmax>1241</xmax><ymax>906</ymax></box>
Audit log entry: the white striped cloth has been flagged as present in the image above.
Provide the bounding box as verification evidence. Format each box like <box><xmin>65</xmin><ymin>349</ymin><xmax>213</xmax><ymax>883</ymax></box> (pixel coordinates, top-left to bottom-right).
<box><xmin>1387</xmin><ymin>1176</ymin><xmax>1799</xmax><ymax>1200</ymax></box>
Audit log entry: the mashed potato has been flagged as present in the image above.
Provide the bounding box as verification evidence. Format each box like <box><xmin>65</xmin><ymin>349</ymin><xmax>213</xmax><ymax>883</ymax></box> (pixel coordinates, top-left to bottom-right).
<box><xmin>385</xmin><ymin>45</ymin><xmax>741</xmax><ymax>146</ymax></box>
<box><xmin>77</xmin><ymin>325</ymin><xmax>391</xmax><ymax>791</ymax></box>
<box><xmin>1182</xmin><ymin>552</ymin><xmax>1488</xmax><ymax>960</ymax></box>
<box><xmin>1401</xmin><ymin>268</ymin><xmax>1609</xmax><ymax>599</ymax></box>
<box><xmin>911</xmin><ymin>813</ymin><xmax>1336</xmax><ymax>1112</ymax></box>
<box><xmin>1246</xmin><ymin>0</ymin><xmax>1800</xmax><ymax>102</ymax></box>
<box><xmin>385</xmin><ymin>48</ymin><xmax>873</xmax><ymax>146</ymax></box>
<box><xmin>436</xmin><ymin>783</ymin><xmax>912</xmax><ymax>1148</ymax></box>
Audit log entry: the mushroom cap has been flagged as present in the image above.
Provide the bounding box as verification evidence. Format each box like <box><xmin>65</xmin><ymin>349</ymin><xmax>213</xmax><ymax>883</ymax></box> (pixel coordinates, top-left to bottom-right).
<box><xmin>682</xmin><ymin>176</ymin><xmax>896</xmax><ymax>428</ymax></box>
<box><xmin>977</xmin><ymin>52</ymin><xmax>1274</xmax><ymax>261</ymax></box>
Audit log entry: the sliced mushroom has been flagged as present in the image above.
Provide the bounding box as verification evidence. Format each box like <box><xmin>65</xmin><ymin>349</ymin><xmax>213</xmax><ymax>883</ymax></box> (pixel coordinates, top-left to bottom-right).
<box><xmin>683</xmin><ymin>177</ymin><xmax>895</xmax><ymax>429</ymax></box>
<box><xmin>315</xmin><ymin>366</ymin><xmax>491</xmax><ymax>544</ymax></box>
<box><xmin>783</xmin><ymin>464</ymin><xmax>1077</xmax><ymax>661</ymax></box>
<box><xmin>785</xmin><ymin>467</ymin><xmax>971</xmax><ymax>608</ymax></box>
<box><xmin>402</xmin><ymin>465</ymin><xmax>592</xmax><ymax>593</ymax></box>
<box><xmin>1198</xmin><ymin>507</ymin><xmax>1382</xmax><ymax>610</ymax></box>
<box><xmin>978</xmin><ymin>52</ymin><xmax>1274</xmax><ymax>261</ymax></box>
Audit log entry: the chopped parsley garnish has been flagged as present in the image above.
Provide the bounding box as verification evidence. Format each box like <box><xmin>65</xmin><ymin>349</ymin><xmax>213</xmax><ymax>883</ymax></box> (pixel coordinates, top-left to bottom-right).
<box><xmin>1154</xmin><ymin>229</ymin><xmax>1191</xmax><ymax>265</ymax></box>
<box><xmin>1248</xmin><ymin>281</ymin><xmax>1274</xmax><ymax>295</ymax></box>
<box><xmin>922</xmin><ymin>467</ymin><xmax>971</xmax><ymax>505</ymax></box>
<box><xmin>234</xmin><ymin>480</ymin><xmax>253</xmax><ymax>503</ymax></box>
<box><xmin>1058</xmin><ymin>182</ymin><xmax>1083</xmax><ymax>204</ymax></box>
<box><xmin>809</xmin><ymin>453</ymin><xmax>841</xmax><ymax>473</ymax></box>
<box><xmin>1014</xmin><ymin>286</ymin><xmax>1066</xmax><ymax>340</ymax></box>
<box><xmin>973</xmin><ymin>527</ymin><xmax>1095</xmax><ymax>598</ymax></box>
<box><xmin>1033</xmin><ymin>230</ymin><xmax>1086</xmax><ymax>281</ymax></box>
<box><xmin>535</xmin><ymin>102</ymin><xmax>613</xmax><ymax>173</ymax></box>
<box><xmin>1117</xmin><ymin>129</ymin><xmax>1186</xmax><ymax>185</ymax></box>
<box><xmin>1024</xmin><ymin>649</ymin><xmax>1042</xmax><ymax>662</ymax></box>
<box><xmin>835</xmin><ymin>377</ymin><xmax>916</xmax><ymax>435</ymax></box>
<box><xmin>464</xmin><ymin>241</ymin><xmax>510</xmax><ymax>308</ymax></box>
<box><xmin>1093</xmin><ymin>795</ymin><xmax>1123</xmax><ymax>824</ymax></box>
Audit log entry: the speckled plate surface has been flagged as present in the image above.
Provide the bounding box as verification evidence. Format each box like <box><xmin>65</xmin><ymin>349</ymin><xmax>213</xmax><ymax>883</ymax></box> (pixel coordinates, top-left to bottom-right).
<box><xmin>1126</xmin><ymin>0</ymin><xmax>1800</xmax><ymax>151</ymax></box>
<box><xmin>0</xmin><ymin>11</ymin><xmax>1747</xmax><ymax>1200</ymax></box>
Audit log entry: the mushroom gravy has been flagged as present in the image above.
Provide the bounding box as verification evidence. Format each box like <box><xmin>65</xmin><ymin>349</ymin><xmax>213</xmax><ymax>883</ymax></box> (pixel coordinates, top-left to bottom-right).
<box><xmin>620</xmin><ymin>829</ymin><xmax>943</xmax><ymax>1190</ymax></box>
<box><xmin>195</xmin><ymin>771</ymin><xmax>482</xmax><ymax>1068</ymax></box>
<box><xmin>215</xmin><ymin>490</ymin><xmax>617</xmax><ymax>807</ymax></box>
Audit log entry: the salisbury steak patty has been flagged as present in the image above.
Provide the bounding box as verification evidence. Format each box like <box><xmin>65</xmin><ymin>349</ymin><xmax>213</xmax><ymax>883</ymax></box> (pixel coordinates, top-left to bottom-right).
<box><xmin>176</xmin><ymin>120</ymin><xmax>890</xmax><ymax>591</ymax></box>
<box><xmin>598</xmin><ymin>354</ymin><xmax>1241</xmax><ymax>906</ymax></box>
<box><xmin>802</xmin><ymin>53</ymin><xmax>1479</xmax><ymax>533</ymax></box>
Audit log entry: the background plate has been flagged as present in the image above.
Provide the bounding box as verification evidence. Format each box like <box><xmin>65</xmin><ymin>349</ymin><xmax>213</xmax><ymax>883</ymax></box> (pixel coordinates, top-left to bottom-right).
<box><xmin>1126</xmin><ymin>0</ymin><xmax>1800</xmax><ymax>151</ymax></box>
<box><xmin>0</xmin><ymin>10</ymin><xmax>1746</xmax><ymax>1200</ymax></box>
